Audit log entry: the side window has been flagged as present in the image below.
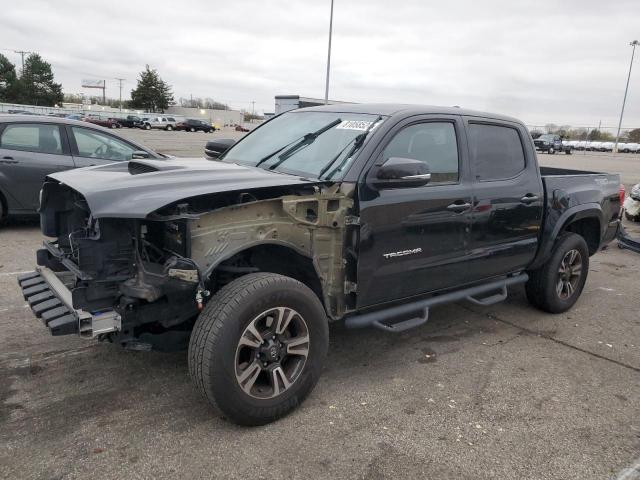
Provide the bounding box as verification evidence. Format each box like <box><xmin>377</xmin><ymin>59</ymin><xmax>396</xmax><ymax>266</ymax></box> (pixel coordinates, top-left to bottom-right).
<box><xmin>381</xmin><ymin>122</ymin><xmax>459</xmax><ymax>183</ymax></box>
<box><xmin>0</xmin><ymin>124</ymin><xmax>62</xmax><ymax>154</ymax></box>
<box><xmin>468</xmin><ymin>123</ymin><xmax>526</xmax><ymax>181</ymax></box>
<box><xmin>71</xmin><ymin>127</ymin><xmax>136</xmax><ymax>161</ymax></box>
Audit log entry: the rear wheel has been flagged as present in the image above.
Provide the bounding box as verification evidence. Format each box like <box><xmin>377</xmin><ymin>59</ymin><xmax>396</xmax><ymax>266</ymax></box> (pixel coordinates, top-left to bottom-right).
<box><xmin>188</xmin><ymin>273</ymin><xmax>328</xmax><ymax>426</ymax></box>
<box><xmin>526</xmin><ymin>233</ymin><xmax>589</xmax><ymax>313</ymax></box>
<box><xmin>190</xmin><ymin>127</ymin><xmax>195</xmax><ymax>132</ymax></box>
<box><xmin>564</xmin><ymin>148</ymin><xmax>572</xmax><ymax>155</ymax></box>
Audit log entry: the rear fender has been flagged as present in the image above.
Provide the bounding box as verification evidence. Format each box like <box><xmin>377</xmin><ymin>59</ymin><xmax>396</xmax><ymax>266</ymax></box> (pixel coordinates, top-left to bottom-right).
<box><xmin>529</xmin><ymin>202</ymin><xmax>602</xmax><ymax>270</ymax></box>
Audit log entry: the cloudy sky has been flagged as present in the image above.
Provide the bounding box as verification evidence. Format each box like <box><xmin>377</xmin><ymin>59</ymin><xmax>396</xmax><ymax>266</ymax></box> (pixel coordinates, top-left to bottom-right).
<box><xmin>3</xmin><ymin>0</ymin><xmax>639</xmax><ymax>129</ymax></box>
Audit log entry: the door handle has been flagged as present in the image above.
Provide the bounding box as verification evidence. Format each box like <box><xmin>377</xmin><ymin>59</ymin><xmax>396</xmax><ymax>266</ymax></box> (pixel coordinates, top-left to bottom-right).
<box><xmin>447</xmin><ymin>202</ymin><xmax>472</xmax><ymax>212</ymax></box>
<box><xmin>520</xmin><ymin>194</ymin><xmax>539</xmax><ymax>204</ymax></box>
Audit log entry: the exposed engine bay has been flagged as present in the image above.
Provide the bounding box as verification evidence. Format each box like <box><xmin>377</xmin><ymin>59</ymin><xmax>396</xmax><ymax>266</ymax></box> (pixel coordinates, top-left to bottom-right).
<box><xmin>36</xmin><ymin>179</ymin><xmax>356</xmax><ymax>349</ymax></box>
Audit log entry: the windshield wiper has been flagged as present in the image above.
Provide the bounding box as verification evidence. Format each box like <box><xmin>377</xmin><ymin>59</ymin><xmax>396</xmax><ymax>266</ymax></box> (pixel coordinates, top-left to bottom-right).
<box><xmin>265</xmin><ymin>118</ymin><xmax>342</xmax><ymax>171</ymax></box>
<box><xmin>318</xmin><ymin>116</ymin><xmax>382</xmax><ymax>180</ymax></box>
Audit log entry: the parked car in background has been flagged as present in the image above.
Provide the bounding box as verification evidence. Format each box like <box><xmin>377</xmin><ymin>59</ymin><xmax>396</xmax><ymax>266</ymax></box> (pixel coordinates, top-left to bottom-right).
<box><xmin>83</xmin><ymin>115</ymin><xmax>122</xmax><ymax>129</ymax></box>
<box><xmin>623</xmin><ymin>143</ymin><xmax>640</xmax><ymax>153</ymax></box>
<box><xmin>235</xmin><ymin>124</ymin><xmax>250</xmax><ymax>132</ymax></box>
<box><xmin>65</xmin><ymin>113</ymin><xmax>84</xmax><ymax>121</ymax></box>
<box><xmin>117</xmin><ymin>115</ymin><xmax>143</xmax><ymax>128</ymax></box>
<box><xmin>0</xmin><ymin>115</ymin><xmax>162</xmax><ymax>220</ymax></box>
<box><xmin>533</xmin><ymin>134</ymin><xmax>572</xmax><ymax>154</ymax></box>
<box><xmin>599</xmin><ymin>142</ymin><xmax>614</xmax><ymax>152</ymax></box>
<box><xmin>176</xmin><ymin>118</ymin><xmax>215</xmax><ymax>132</ymax></box>
<box><xmin>7</xmin><ymin>109</ymin><xmax>37</xmax><ymax>115</ymax></box>
<box><xmin>140</xmin><ymin>116</ymin><xmax>177</xmax><ymax>131</ymax></box>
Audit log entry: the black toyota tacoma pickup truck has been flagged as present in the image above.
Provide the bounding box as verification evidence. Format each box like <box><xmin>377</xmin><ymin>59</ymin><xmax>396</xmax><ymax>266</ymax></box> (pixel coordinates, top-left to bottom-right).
<box><xmin>19</xmin><ymin>104</ymin><xmax>622</xmax><ymax>425</ymax></box>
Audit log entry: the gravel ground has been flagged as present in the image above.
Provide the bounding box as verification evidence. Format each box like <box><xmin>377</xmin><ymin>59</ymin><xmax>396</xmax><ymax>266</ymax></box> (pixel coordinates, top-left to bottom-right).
<box><xmin>1</xmin><ymin>131</ymin><xmax>639</xmax><ymax>480</ymax></box>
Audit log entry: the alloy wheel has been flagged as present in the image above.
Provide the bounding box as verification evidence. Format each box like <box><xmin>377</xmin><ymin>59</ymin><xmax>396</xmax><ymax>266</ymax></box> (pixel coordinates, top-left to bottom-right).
<box><xmin>556</xmin><ymin>249</ymin><xmax>582</xmax><ymax>299</ymax></box>
<box><xmin>235</xmin><ymin>307</ymin><xmax>310</xmax><ymax>399</ymax></box>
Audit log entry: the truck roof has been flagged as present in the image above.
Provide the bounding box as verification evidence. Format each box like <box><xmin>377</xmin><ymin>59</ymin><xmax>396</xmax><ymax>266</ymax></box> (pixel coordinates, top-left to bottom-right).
<box><xmin>298</xmin><ymin>103</ymin><xmax>523</xmax><ymax>124</ymax></box>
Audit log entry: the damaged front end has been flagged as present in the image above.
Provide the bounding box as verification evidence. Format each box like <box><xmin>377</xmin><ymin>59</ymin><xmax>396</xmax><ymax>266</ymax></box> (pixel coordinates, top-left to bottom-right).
<box><xmin>20</xmin><ymin>181</ymin><xmax>202</xmax><ymax>349</ymax></box>
<box><xmin>20</xmin><ymin>177</ymin><xmax>357</xmax><ymax>350</ymax></box>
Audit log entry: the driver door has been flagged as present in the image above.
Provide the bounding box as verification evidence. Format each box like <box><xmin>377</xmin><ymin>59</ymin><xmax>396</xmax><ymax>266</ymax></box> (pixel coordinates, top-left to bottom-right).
<box><xmin>356</xmin><ymin>116</ymin><xmax>473</xmax><ymax>308</ymax></box>
<box><xmin>66</xmin><ymin>125</ymin><xmax>137</xmax><ymax>167</ymax></box>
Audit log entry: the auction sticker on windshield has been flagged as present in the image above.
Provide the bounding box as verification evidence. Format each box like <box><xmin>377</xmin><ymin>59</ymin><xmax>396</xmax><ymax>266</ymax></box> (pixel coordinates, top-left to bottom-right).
<box><xmin>336</xmin><ymin>120</ymin><xmax>375</xmax><ymax>131</ymax></box>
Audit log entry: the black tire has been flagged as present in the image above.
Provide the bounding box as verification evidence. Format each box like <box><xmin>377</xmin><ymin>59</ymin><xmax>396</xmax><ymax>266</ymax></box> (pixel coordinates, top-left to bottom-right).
<box><xmin>526</xmin><ymin>233</ymin><xmax>589</xmax><ymax>313</ymax></box>
<box><xmin>564</xmin><ymin>148</ymin><xmax>572</xmax><ymax>155</ymax></box>
<box><xmin>548</xmin><ymin>147</ymin><xmax>555</xmax><ymax>155</ymax></box>
<box><xmin>0</xmin><ymin>193</ymin><xmax>5</xmax><ymax>225</ymax></box>
<box><xmin>145</xmin><ymin>123</ymin><xmax>151</xmax><ymax>130</ymax></box>
<box><xmin>190</xmin><ymin>127</ymin><xmax>195</xmax><ymax>132</ymax></box>
<box><xmin>188</xmin><ymin>272</ymin><xmax>329</xmax><ymax>426</ymax></box>
<box><xmin>166</xmin><ymin>125</ymin><xmax>173</xmax><ymax>131</ymax></box>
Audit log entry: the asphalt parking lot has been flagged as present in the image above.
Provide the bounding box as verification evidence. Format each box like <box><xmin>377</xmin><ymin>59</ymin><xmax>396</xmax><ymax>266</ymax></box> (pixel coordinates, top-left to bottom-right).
<box><xmin>1</xmin><ymin>132</ymin><xmax>639</xmax><ymax>479</ymax></box>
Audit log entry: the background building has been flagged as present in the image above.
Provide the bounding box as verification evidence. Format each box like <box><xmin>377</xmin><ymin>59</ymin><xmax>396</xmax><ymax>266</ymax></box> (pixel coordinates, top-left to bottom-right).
<box><xmin>274</xmin><ymin>95</ymin><xmax>353</xmax><ymax>114</ymax></box>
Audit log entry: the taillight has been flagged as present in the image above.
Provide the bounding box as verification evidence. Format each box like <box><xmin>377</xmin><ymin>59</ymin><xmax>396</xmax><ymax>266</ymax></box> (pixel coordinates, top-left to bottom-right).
<box><xmin>619</xmin><ymin>184</ymin><xmax>626</xmax><ymax>205</ymax></box>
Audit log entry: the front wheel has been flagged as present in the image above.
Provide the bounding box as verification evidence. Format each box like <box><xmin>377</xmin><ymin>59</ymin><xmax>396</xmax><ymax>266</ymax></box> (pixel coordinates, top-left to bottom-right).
<box><xmin>188</xmin><ymin>273</ymin><xmax>328</xmax><ymax>426</ymax></box>
<box><xmin>526</xmin><ymin>233</ymin><xmax>589</xmax><ymax>313</ymax></box>
<box><xmin>144</xmin><ymin>124</ymin><xmax>151</xmax><ymax>130</ymax></box>
<box><xmin>548</xmin><ymin>147</ymin><xmax>555</xmax><ymax>155</ymax></box>
<box><xmin>166</xmin><ymin>125</ymin><xmax>173</xmax><ymax>131</ymax></box>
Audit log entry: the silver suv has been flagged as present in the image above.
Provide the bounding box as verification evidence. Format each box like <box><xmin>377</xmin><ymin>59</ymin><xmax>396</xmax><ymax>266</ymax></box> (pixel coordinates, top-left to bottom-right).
<box><xmin>140</xmin><ymin>116</ymin><xmax>177</xmax><ymax>131</ymax></box>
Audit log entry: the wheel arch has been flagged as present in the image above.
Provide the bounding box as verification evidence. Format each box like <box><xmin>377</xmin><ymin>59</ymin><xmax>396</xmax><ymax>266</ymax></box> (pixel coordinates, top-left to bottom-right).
<box><xmin>530</xmin><ymin>203</ymin><xmax>603</xmax><ymax>269</ymax></box>
<box><xmin>205</xmin><ymin>240</ymin><xmax>327</xmax><ymax>316</ymax></box>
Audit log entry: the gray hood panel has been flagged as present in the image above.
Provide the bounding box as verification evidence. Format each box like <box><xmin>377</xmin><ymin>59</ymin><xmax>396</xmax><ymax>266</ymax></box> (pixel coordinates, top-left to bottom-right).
<box><xmin>48</xmin><ymin>158</ymin><xmax>316</xmax><ymax>218</ymax></box>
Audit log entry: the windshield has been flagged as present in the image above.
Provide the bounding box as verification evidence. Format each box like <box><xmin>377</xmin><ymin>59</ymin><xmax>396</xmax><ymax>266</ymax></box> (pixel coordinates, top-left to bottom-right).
<box><xmin>222</xmin><ymin>111</ymin><xmax>384</xmax><ymax>179</ymax></box>
<box><xmin>538</xmin><ymin>134</ymin><xmax>554</xmax><ymax>140</ymax></box>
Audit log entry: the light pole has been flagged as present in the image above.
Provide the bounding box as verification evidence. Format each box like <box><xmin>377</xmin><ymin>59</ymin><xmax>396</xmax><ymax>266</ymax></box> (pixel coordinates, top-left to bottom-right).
<box><xmin>614</xmin><ymin>40</ymin><xmax>639</xmax><ymax>153</ymax></box>
<box><xmin>324</xmin><ymin>0</ymin><xmax>334</xmax><ymax>105</ymax></box>
<box><xmin>115</xmin><ymin>78</ymin><xmax>125</xmax><ymax>111</ymax></box>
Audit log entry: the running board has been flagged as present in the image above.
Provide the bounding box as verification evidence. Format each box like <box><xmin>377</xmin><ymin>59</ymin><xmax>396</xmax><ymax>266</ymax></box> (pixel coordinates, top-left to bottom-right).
<box><xmin>344</xmin><ymin>274</ymin><xmax>528</xmax><ymax>333</ymax></box>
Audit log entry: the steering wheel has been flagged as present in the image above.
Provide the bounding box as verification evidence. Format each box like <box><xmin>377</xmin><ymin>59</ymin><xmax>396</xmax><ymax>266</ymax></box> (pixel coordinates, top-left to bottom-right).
<box><xmin>92</xmin><ymin>144</ymin><xmax>108</xmax><ymax>158</ymax></box>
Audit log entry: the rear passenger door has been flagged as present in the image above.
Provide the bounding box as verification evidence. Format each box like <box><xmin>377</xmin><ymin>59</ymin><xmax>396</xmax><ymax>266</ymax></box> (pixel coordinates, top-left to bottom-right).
<box><xmin>465</xmin><ymin>119</ymin><xmax>544</xmax><ymax>278</ymax></box>
<box><xmin>0</xmin><ymin>122</ymin><xmax>72</xmax><ymax>212</ymax></box>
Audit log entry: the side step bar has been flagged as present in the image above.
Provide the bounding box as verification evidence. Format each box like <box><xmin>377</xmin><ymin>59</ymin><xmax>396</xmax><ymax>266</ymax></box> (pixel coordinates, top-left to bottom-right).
<box><xmin>344</xmin><ymin>273</ymin><xmax>528</xmax><ymax>333</ymax></box>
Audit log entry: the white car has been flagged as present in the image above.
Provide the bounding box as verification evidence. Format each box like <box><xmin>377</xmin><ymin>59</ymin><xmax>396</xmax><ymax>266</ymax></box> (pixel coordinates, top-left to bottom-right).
<box><xmin>140</xmin><ymin>116</ymin><xmax>178</xmax><ymax>131</ymax></box>
<box><xmin>599</xmin><ymin>142</ymin><xmax>614</xmax><ymax>152</ymax></box>
<box><xmin>620</xmin><ymin>142</ymin><xmax>639</xmax><ymax>153</ymax></box>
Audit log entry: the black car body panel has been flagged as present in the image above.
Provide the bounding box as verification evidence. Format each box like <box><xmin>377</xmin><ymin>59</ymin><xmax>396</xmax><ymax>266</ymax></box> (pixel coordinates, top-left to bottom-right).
<box><xmin>45</xmin><ymin>158</ymin><xmax>317</xmax><ymax>218</ymax></box>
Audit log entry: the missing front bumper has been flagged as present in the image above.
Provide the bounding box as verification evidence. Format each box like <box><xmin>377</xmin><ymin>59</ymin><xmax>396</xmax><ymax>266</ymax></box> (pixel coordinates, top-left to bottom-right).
<box><xmin>17</xmin><ymin>267</ymin><xmax>121</xmax><ymax>337</ymax></box>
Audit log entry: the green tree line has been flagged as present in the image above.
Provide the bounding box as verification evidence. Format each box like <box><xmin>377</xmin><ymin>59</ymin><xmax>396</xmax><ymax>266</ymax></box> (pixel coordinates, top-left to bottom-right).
<box><xmin>0</xmin><ymin>53</ymin><xmax>63</xmax><ymax>106</ymax></box>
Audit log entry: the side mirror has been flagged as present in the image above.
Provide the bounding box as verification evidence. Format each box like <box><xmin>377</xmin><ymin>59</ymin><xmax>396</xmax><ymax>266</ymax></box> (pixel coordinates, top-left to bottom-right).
<box><xmin>375</xmin><ymin>157</ymin><xmax>431</xmax><ymax>187</ymax></box>
<box><xmin>205</xmin><ymin>139</ymin><xmax>236</xmax><ymax>159</ymax></box>
<box><xmin>131</xmin><ymin>150</ymin><xmax>150</xmax><ymax>159</ymax></box>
